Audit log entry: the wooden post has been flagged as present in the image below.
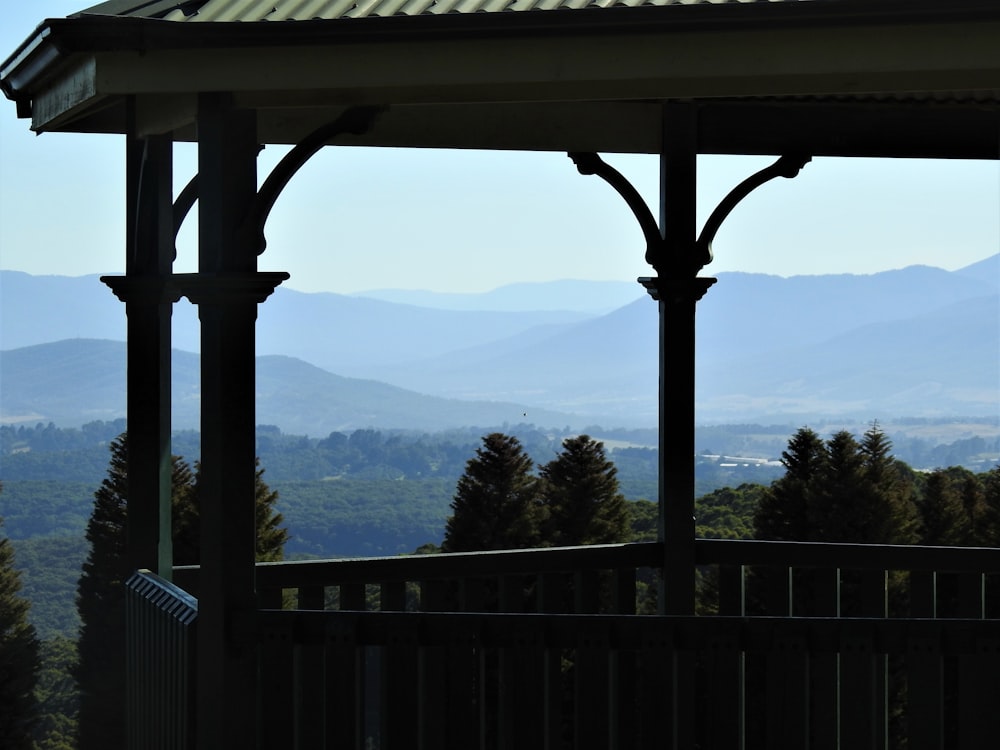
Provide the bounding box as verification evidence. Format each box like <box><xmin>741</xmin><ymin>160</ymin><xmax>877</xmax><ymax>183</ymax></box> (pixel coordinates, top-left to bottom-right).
<box><xmin>648</xmin><ymin>101</ymin><xmax>716</xmax><ymax>617</ymax></box>
<box><xmin>639</xmin><ymin>101</ymin><xmax>717</xmax><ymax>750</ymax></box>
<box><xmin>103</xmin><ymin>98</ymin><xmax>177</xmax><ymax>578</ymax></box>
<box><xmin>186</xmin><ymin>92</ymin><xmax>286</xmax><ymax>750</ymax></box>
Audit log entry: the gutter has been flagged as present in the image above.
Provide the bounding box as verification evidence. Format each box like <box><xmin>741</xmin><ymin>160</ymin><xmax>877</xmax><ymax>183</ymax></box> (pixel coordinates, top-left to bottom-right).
<box><xmin>4</xmin><ymin>0</ymin><xmax>1000</xmax><ymax>106</ymax></box>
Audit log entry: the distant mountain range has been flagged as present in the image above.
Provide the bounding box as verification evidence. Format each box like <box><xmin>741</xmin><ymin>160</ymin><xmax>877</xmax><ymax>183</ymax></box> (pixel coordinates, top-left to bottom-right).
<box><xmin>1</xmin><ymin>256</ymin><xmax>997</xmax><ymax>433</ymax></box>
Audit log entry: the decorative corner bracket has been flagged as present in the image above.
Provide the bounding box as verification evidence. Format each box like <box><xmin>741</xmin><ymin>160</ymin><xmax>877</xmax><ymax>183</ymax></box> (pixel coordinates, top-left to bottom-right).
<box><xmin>169</xmin><ymin>106</ymin><xmax>386</xmax><ymax>258</ymax></box>
<box><xmin>569</xmin><ymin>152</ymin><xmax>662</xmax><ymax>271</ymax></box>
<box><xmin>695</xmin><ymin>153</ymin><xmax>811</xmax><ymax>268</ymax></box>
<box><xmin>568</xmin><ymin>152</ymin><xmax>810</xmax><ymax>278</ymax></box>
<box><xmin>242</xmin><ymin>105</ymin><xmax>386</xmax><ymax>255</ymax></box>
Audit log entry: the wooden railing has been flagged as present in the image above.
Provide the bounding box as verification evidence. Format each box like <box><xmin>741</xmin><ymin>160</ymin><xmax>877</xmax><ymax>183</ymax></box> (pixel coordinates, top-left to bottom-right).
<box><xmin>172</xmin><ymin>540</ymin><xmax>1000</xmax><ymax>749</ymax></box>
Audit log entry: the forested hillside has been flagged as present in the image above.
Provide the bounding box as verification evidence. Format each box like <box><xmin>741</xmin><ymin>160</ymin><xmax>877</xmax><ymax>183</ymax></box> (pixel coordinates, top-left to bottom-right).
<box><xmin>2</xmin><ymin>419</ymin><xmax>998</xmax><ymax>640</ymax></box>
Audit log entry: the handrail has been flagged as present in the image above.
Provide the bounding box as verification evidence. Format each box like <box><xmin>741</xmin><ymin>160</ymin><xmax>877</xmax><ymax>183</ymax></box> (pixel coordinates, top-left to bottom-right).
<box><xmin>695</xmin><ymin>538</ymin><xmax>1000</xmax><ymax>572</ymax></box>
<box><xmin>173</xmin><ymin>538</ymin><xmax>1000</xmax><ymax>593</ymax></box>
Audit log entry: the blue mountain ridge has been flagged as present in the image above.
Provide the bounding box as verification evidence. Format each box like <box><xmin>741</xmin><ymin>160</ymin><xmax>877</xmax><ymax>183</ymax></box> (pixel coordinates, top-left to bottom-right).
<box><xmin>1</xmin><ymin>256</ymin><xmax>997</xmax><ymax>431</ymax></box>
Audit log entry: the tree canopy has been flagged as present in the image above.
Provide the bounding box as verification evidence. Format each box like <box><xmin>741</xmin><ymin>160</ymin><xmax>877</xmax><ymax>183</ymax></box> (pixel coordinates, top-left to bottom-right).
<box><xmin>539</xmin><ymin>434</ymin><xmax>630</xmax><ymax>547</ymax></box>
<box><xmin>0</xmin><ymin>486</ymin><xmax>42</xmax><ymax>750</ymax></box>
<box><xmin>442</xmin><ymin>433</ymin><xmax>540</xmax><ymax>552</ymax></box>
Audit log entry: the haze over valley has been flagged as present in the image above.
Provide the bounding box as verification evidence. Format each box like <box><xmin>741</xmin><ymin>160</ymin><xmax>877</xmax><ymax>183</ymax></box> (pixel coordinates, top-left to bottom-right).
<box><xmin>2</xmin><ymin>255</ymin><xmax>997</xmax><ymax>434</ymax></box>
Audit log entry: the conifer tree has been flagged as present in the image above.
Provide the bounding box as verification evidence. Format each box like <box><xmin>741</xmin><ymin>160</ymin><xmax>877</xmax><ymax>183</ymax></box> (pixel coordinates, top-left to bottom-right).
<box><xmin>539</xmin><ymin>435</ymin><xmax>630</xmax><ymax>547</ymax></box>
<box><xmin>179</xmin><ymin>458</ymin><xmax>290</xmax><ymax>564</ymax></box>
<box><xmin>856</xmin><ymin>423</ymin><xmax>918</xmax><ymax>545</ymax></box>
<box><xmin>74</xmin><ymin>436</ymin><xmax>130</xmax><ymax>750</ymax></box>
<box><xmin>753</xmin><ymin>426</ymin><xmax>825</xmax><ymax>541</ymax></box>
<box><xmin>0</xmin><ymin>496</ymin><xmax>42</xmax><ymax>750</ymax></box>
<box><xmin>918</xmin><ymin>469</ymin><xmax>971</xmax><ymax>546</ymax></box>
<box><xmin>754</xmin><ymin>425</ymin><xmax>917</xmax><ymax>545</ymax></box>
<box><xmin>442</xmin><ymin>433</ymin><xmax>540</xmax><ymax>552</ymax></box>
<box><xmin>978</xmin><ymin>465</ymin><xmax>1000</xmax><ymax>546</ymax></box>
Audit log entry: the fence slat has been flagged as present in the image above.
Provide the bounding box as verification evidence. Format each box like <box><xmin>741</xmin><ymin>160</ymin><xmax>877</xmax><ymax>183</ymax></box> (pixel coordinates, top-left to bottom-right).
<box><xmin>906</xmin><ymin>635</ymin><xmax>943</xmax><ymax>750</ymax></box>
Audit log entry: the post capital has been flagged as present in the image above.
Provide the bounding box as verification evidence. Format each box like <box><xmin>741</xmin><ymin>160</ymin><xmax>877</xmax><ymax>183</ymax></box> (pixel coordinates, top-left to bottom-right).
<box><xmin>101</xmin><ymin>275</ymin><xmax>184</xmax><ymax>305</ymax></box>
<box><xmin>638</xmin><ymin>276</ymin><xmax>717</xmax><ymax>304</ymax></box>
<box><xmin>175</xmin><ymin>272</ymin><xmax>290</xmax><ymax>306</ymax></box>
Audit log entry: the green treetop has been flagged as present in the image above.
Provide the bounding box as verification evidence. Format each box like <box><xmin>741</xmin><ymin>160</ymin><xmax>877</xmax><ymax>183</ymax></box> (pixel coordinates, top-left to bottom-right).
<box><xmin>0</xmin><ymin>485</ymin><xmax>42</xmax><ymax>750</ymax></box>
<box><xmin>442</xmin><ymin>433</ymin><xmax>540</xmax><ymax>552</ymax></box>
<box><xmin>539</xmin><ymin>435</ymin><xmax>630</xmax><ymax>547</ymax></box>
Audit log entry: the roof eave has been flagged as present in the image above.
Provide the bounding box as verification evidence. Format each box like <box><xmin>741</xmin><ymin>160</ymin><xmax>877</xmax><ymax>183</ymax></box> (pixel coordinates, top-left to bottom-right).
<box><xmin>6</xmin><ymin>0</ymin><xmax>1000</xmax><ymax>98</ymax></box>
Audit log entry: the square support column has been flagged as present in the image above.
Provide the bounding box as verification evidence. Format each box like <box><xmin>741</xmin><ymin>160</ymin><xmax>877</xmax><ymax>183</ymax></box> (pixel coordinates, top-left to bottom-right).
<box><xmin>102</xmin><ymin>107</ymin><xmax>178</xmax><ymax>578</ymax></box>
<box><xmin>186</xmin><ymin>92</ymin><xmax>287</xmax><ymax>750</ymax></box>
<box><xmin>651</xmin><ymin>102</ymin><xmax>717</xmax><ymax>618</ymax></box>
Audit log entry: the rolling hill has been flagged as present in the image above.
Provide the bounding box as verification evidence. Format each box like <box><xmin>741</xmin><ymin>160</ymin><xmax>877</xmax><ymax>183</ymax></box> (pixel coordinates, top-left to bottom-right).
<box><xmin>1</xmin><ymin>257</ymin><xmax>997</xmax><ymax>431</ymax></box>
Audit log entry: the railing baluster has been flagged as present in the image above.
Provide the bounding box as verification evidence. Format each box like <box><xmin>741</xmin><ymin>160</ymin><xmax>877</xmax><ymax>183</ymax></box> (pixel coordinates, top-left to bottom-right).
<box><xmin>461</xmin><ymin>576</ymin><xmax>487</xmax><ymax>612</ymax></box>
<box><xmin>958</xmin><ymin>634</ymin><xmax>1000</xmax><ymax>749</ymax></box>
<box><xmin>857</xmin><ymin>569</ymin><xmax>888</xmax><ymax>749</ymax></box>
<box><xmin>910</xmin><ymin>570</ymin><xmax>937</xmax><ymax>618</ymax></box>
<box><xmin>767</xmin><ymin>632</ymin><xmax>810</xmax><ymax>750</ymax></box>
<box><xmin>575</xmin><ymin>569</ymin><xmax>601</xmax><ymax>614</ymax></box>
<box><xmin>439</xmin><ymin>619</ymin><xmax>481</xmax><ymax>749</ymax></box>
<box><xmin>718</xmin><ymin>564</ymin><xmax>745</xmax><ymax>616</ymax></box>
<box><xmin>382</xmin><ymin>616</ymin><xmax>419</xmax><ymax>749</ymax></box>
<box><xmin>810</xmin><ymin>568</ymin><xmax>840</xmax><ymax>750</ymax></box>
<box><xmin>698</xmin><ymin>621</ymin><xmax>744</xmax><ymax>750</ymax></box>
<box><xmin>840</xmin><ymin>623</ymin><xmax>879</xmax><ymax>750</ymax></box>
<box><xmin>296</xmin><ymin>615</ymin><xmax>326</xmax><ymax>749</ymax></box>
<box><xmin>258</xmin><ymin>616</ymin><xmax>295</xmax><ymax>749</ymax></box>
<box><xmin>613</xmin><ymin>566</ymin><xmax>637</xmax><ymax>615</ymax></box>
<box><xmin>259</xmin><ymin>586</ymin><xmax>284</xmax><ymax>609</ymax></box>
<box><xmin>500</xmin><ymin>618</ymin><xmax>546</xmax><ymax>750</ymax></box>
<box><xmin>574</xmin><ymin>621</ymin><xmax>610</xmax><ymax>750</ymax></box>
<box><xmin>381</xmin><ymin>580</ymin><xmax>406</xmax><ymax>612</ymax></box>
<box><xmin>612</xmin><ymin>568</ymin><xmax>639</xmax><ymax>749</ymax></box>
<box><xmin>955</xmin><ymin>572</ymin><xmax>984</xmax><ymax>619</ymax></box>
<box><xmin>637</xmin><ymin>623</ymin><xmax>672</xmax><ymax>748</ymax></box>
<box><xmin>337</xmin><ymin>582</ymin><xmax>365</xmax><ymax>611</ymax></box>
<box><xmin>297</xmin><ymin>584</ymin><xmax>324</xmax><ymax>611</ymax></box>
<box><xmin>906</xmin><ymin>633</ymin><xmax>944</xmax><ymax>750</ymax></box>
<box><xmin>418</xmin><ymin>579</ymin><xmax>448</xmax><ymax>749</ymax></box>
<box><xmin>324</xmin><ymin>613</ymin><xmax>362</xmax><ymax>749</ymax></box>
<box><xmin>538</xmin><ymin>571</ymin><xmax>567</xmax><ymax>747</ymax></box>
<box><xmin>764</xmin><ymin>565</ymin><xmax>792</xmax><ymax>617</ymax></box>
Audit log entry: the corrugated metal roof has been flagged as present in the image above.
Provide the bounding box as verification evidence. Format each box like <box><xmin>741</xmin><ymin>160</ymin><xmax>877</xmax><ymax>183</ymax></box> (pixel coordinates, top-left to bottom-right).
<box><xmin>79</xmin><ymin>0</ymin><xmax>809</xmax><ymax>22</ymax></box>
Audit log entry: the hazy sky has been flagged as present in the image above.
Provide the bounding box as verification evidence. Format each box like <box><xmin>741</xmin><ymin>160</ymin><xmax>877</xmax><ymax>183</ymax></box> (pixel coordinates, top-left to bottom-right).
<box><xmin>2</xmin><ymin>2</ymin><xmax>998</xmax><ymax>295</ymax></box>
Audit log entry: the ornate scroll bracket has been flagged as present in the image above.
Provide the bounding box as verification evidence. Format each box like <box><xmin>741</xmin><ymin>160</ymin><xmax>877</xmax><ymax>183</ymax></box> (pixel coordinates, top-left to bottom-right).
<box><xmin>240</xmin><ymin>105</ymin><xmax>385</xmax><ymax>255</ymax></box>
<box><xmin>170</xmin><ymin>106</ymin><xmax>386</xmax><ymax>257</ymax></box>
<box><xmin>695</xmin><ymin>153</ymin><xmax>811</xmax><ymax>268</ymax></box>
<box><xmin>568</xmin><ymin>152</ymin><xmax>811</xmax><ymax>277</ymax></box>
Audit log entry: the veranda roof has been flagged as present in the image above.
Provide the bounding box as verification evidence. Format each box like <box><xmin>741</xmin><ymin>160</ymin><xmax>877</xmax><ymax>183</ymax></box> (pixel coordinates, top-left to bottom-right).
<box><xmin>2</xmin><ymin>0</ymin><xmax>999</xmax><ymax>156</ymax></box>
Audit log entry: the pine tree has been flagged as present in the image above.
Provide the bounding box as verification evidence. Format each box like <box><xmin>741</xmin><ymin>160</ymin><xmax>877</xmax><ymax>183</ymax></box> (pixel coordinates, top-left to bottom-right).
<box><xmin>178</xmin><ymin>458</ymin><xmax>290</xmax><ymax>564</ymax></box>
<box><xmin>918</xmin><ymin>469</ymin><xmax>971</xmax><ymax>546</ymax></box>
<box><xmin>755</xmin><ymin>425</ymin><xmax>917</xmax><ymax>545</ymax></box>
<box><xmin>539</xmin><ymin>435</ymin><xmax>630</xmax><ymax>547</ymax></box>
<box><xmin>0</xmin><ymin>498</ymin><xmax>42</xmax><ymax>750</ymax></box>
<box><xmin>978</xmin><ymin>465</ymin><xmax>1000</xmax><ymax>546</ymax></box>
<box><xmin>753</xmin><ymin>426</ymin><xmax>825</xmax><ymax>541</ymax></box>
<box><xmin>442</xmin><ymin>433</ymin><xmax>540</xmax><ymax>552</ymax></box>
<box><xmin>74</xmin><ymin>435</ymin><xmax>130</xmax><ymax>750</ymax></box>
<box><xmin>857</xmin><ymin>423</ymin><xmax>918</xmax><ymax>545</ymax></box>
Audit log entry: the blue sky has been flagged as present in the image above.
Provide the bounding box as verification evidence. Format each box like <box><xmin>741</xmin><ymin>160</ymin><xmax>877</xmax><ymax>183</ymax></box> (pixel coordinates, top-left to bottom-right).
<box><xmin>1</xmin><ymin>2</ymin><xmax>998</xmax><ymax>294</ymax></box>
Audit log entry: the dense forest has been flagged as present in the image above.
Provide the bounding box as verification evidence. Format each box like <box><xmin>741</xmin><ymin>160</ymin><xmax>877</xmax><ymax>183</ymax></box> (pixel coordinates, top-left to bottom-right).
<box><xmin>1</xmin><ymin>419</ymin><xmax>997</xmax><ymax>639</ymax></box>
